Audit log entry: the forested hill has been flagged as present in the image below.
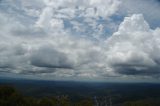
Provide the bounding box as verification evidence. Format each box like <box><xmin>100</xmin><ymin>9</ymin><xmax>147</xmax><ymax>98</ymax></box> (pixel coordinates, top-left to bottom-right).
<box><xmin>0</xmin><ymin>78</ymin><xmax>160</xmax><ymax>106</ymax></box>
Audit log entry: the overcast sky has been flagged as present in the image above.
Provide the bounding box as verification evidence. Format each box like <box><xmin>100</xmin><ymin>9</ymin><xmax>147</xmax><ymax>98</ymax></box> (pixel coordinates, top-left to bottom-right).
<box><xmin>0</xmin><ymin>0</ymin><xmax>160</xmax><ymax>82</ymax></box>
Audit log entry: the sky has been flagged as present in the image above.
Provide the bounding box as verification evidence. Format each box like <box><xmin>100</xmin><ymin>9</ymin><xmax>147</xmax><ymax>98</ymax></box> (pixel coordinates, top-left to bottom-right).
<box><xmin>0</xmin><ymin>0</ymin><xmax>160</xmax><ymax>82</ymax></box>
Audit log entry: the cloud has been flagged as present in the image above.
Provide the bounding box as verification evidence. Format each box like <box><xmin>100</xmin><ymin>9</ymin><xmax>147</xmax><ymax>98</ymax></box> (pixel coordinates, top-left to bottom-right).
<box><xmin>34</xmin><ymin>0</ymin><xmax>121</xmax><ymax>37</ymax></box>
<box><xmin>0</xmin><ymin>0</ymin><xmax>160</xmax><ymax>81</ymax></box>
<box><xmin>30</xmin><ymin>45</ymin><xmax>73</xmax><ymax>69</ymax></box>
<box><xmin>121</xmin><ymin>0</ymin><xmax>160</xmax><ymax>28</ymax></box>
<box><xmin>106</xmin><ymin>14</ymin><xmax>160</xmax><ymax>77</ymax></box>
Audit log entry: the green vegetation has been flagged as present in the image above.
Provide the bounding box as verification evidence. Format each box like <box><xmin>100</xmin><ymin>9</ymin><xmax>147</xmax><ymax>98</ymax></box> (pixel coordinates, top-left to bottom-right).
<box><xmin>1</xmin><ymin>85</ymin><xmax>160</xmax><ymax>106</ymax></box>
<box><xmin>124</xmin><ymin>98</ymin><xmax>160</xmax><ymax>106</ymax></box>
<box><xmin>0</xmin><ymin>85</ymin><xmax>93</xmax><ymax>106</ymax></box>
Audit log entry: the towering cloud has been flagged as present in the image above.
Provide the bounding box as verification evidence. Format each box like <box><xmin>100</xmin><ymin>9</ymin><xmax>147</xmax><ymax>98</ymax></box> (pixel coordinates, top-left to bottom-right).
<box><xmin>106</xmin><ymin>14</ymin><xmax>160</xmax><ymax>77</ymax></box>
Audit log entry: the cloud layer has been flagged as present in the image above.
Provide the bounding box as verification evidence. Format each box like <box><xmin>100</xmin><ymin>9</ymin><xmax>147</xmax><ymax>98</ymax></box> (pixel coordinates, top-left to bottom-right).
<box><xmin>0</xmin><ymin>0</ymin><xmax>160</xmax><ymax>81</ymax></box>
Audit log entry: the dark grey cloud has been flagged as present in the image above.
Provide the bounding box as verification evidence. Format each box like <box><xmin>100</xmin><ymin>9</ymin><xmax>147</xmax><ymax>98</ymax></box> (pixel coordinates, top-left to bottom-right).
<box><xmin>112</xmin><ymin>64</ymin><xmax>160</xmax><ymax>76</ymax></box>
<box><xmin>30</xmin><ymin>46</ymin><xmax>74</xmax><ymax>69</ymax></box>
<box><xmin>18</xmin><ymin>68</ymin><xmax>56</xmax><ymax>74</ymax></box>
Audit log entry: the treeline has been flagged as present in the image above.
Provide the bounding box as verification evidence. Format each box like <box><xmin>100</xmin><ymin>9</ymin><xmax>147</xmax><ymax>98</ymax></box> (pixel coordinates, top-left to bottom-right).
<box><xmin>0</xmin><ymin>85</ymin><xmax>93</xmax><ymax>106</ymax></box>
<box><xmin>124</xmin><ymin>98</ymin><xmax>160</xmax><ymax>106</ymax></box>
<box><xmin>1</xmin><ymin>85</ymin><xmax>160</xmax><ymax>106</ymax></box>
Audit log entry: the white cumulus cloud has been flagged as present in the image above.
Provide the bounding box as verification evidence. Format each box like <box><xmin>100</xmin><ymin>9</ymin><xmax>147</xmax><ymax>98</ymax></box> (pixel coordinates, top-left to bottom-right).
<box><xmin>106</xmin><ymin>14</ymin><xmax>160</xmax><ymax>77</ymax></box>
